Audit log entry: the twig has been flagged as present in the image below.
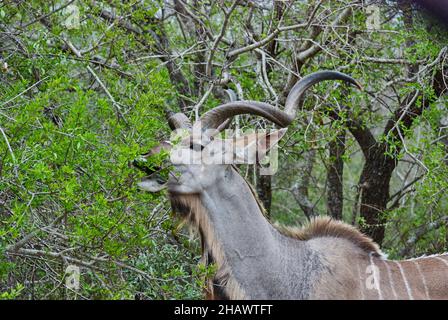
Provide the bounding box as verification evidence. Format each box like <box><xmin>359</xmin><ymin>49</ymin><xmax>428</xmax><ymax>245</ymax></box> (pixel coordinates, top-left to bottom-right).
<box><xmin>62</xmin><ymin>38</ymin><xmax>127</xmax><ymax>122</ymax></box>
<box><xmin>194</xmin><ymin>83</ymin><xmax>214</xmax><ymax>121</ymax></box>
<box><xmin>205</xmin><ymin>0</ymin><xmax>239</xmax><ymax>78</ymax></box>
<box><xmin>5</xmin><ymin>215</ymin><xmax>64</xmax><ymax>252</ymax></box>
<box><xmin>1</xmin><ymin>76</ymin><xmax>49</xmax><ymax>108</ymax></box>
<box><xmin>0</xmin><ymin>126</ymin><xmax>16</xmax><ymax>164</ymax></box>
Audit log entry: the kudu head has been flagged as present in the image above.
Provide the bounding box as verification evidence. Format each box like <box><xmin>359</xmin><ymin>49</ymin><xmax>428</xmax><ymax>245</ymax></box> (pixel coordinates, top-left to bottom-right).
<box><xmin>134</xmin><ymin>71</ymin><xmax>361</xmax><ymax>204</ymax></box>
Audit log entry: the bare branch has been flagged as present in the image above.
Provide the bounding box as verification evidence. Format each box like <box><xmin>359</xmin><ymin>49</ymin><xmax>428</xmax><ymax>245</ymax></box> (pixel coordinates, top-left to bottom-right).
<box><xmin>205</xmin><ymin>1</ymin><xmax>239</xmax><ymax>78</ymax></box>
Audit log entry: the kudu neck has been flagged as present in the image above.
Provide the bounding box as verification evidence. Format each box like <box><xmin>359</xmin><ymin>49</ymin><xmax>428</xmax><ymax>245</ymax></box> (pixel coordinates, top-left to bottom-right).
<box><xmin>199</xmin><ymin>166</ymin><xmax>280</xmax><ymax>253</ymax></box>
<box><xmin>198</xmin><ymin>166</ymin><xmax>308</xmax><ymax>299</ymax></box>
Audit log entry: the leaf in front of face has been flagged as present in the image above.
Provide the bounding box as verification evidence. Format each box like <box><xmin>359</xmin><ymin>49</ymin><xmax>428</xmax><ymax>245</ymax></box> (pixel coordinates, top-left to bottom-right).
<box><xmin>170</xmin><ymin>128</ymin><xmax>190</xmax><ymax>147</ymax></box>
<box><xmin>134</xmin><ymin>147</ymin><xmax>172</xmax><ymax>181</ymax></box>
<box><xmin>153</xmin><ymin>149</ymin><xmax>172</xmax><ymax>180</ymax></box>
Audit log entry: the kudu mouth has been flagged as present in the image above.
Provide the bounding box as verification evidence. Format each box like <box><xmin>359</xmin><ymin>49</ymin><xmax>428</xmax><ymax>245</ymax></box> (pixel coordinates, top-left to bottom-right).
<box><xmin>133</xmin><ymin>167</ymin><xmax>168</xmax><ymax>193</ymax></box>
<box><xmin>132</xmin><ymin>148</ymin><xmax>171</xmax><ymax>192</ymax></box>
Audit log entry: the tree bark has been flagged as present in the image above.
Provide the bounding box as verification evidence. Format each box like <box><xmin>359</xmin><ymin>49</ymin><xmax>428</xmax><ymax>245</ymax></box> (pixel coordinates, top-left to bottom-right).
<box><xmin>358</xmin><ymin>144</ymin><xmax>396</xmax><ymax>244</ymax></box>
<box><xmin>327</xmin><ymin>130</ymin><xmax>346</xmax><ymax>220</ymax></box>
<box><xmin>256</xmin><ymin>167</ymin><xmax>272</xmax><ymax>217</ymax></box>
<box><xmin>293</xmin><ymin>149</ymin><xmax>317</xmax><ymax>219</ymax></box>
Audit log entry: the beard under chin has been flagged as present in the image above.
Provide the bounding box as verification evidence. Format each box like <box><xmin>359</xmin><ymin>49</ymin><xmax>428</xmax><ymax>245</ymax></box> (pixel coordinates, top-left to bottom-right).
<box><xmin>168</xmin><ymin>193</ymin><xmax>201</xmax><ymax>218</ymax></box>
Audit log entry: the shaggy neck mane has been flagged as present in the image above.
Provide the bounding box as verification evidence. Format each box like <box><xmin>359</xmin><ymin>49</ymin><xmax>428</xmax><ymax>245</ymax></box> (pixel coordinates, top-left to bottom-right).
<box><xmin>276</xmin><ymin>217</ymin><xmax>383</xmax><ymax>257</ymax></box>
<box><xmin>169</xmin><ymin>193</ymin><xmax>246</xmax><ymax>300</ymax></box>
<box><xmin>238</xmin><ymin>172</ymin><xmax>382</xmax><ymax>257</ymax></box>
<box><xmin>168</xmin><ymin>178</ymin><xmax>382</xmax><ymax>299</ymax></box>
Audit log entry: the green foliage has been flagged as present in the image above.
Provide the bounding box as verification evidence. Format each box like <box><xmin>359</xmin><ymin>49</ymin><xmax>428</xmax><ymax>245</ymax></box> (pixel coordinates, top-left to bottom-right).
<box><xmin>0</xmin><ymin>1</ymin><xmax>203</xmax><ymax>300</ymax></box>
<box><xmin>0</xmin><ymin>284</ymin><xmax>24</xmax><ymax>300</ymax></box>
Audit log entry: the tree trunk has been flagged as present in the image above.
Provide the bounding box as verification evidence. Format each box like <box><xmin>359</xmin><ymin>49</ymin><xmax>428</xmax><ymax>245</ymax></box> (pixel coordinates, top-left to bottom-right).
<box><xmin>327</xmin><ymin>130</ymin><xmax>346</xmax><ymax>220</ymax></box>
<box><xmin>293</xmin><ymin>149</ymin><xmax>317</xmax><ymax>219</ymax></box>
<box><xmin>358</xmin><ymin>144</ymin><xmax>396</xmax><ymax>245</ymax></box>
<box><xmin>256</xmin><ymin>167</ymin><xmax>272</xmax><ymax>217</ymax></box>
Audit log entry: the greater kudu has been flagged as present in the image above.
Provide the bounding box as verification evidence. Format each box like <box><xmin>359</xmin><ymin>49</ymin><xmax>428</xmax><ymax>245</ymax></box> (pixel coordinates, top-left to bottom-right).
<box><xmin>135</xmin><ymin>71</ymin><xmax>448</xmax><ymax>300</ymax></box>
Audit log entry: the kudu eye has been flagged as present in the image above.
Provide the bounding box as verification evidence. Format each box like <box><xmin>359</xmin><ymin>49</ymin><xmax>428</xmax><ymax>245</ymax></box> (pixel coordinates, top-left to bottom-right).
<box><xmin>156</xmin><ymin>176</ymin><xmax>166</xmax><ymax>184</ymax></box>
<box><xmin>190</xmin><ymin>143</ymin><xmax>204</xmax><ymax>151</ymax></box>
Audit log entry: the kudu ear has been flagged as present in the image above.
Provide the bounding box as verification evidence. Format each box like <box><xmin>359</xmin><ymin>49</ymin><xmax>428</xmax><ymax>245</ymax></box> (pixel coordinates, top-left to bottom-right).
<box><xmin>232</xmin><ymin>128</ymin><xmax>287</xmax><ymax>164</ymax></box>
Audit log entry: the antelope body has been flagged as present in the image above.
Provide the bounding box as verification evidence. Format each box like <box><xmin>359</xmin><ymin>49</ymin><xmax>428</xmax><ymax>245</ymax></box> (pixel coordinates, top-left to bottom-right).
<box><xmin>136</xmin><ymin>71</ymin><xmax>448</xmax><ymax>300</ymax></box>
